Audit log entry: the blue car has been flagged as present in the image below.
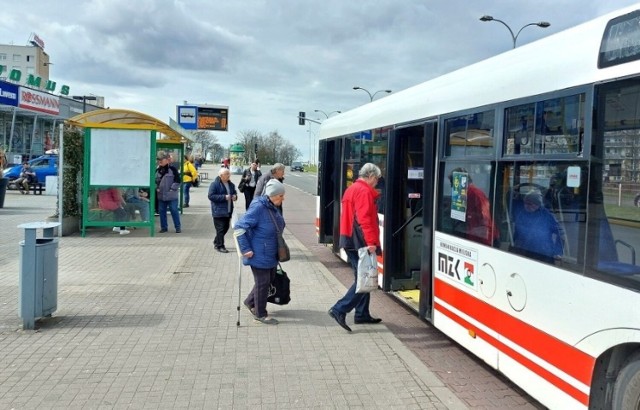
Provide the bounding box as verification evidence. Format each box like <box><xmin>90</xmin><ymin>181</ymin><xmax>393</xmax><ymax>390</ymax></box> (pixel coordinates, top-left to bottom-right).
<box><xmin>2</xmin><ymin>154</ymin><xmax>58</xmax><ymax>187</ymax></box>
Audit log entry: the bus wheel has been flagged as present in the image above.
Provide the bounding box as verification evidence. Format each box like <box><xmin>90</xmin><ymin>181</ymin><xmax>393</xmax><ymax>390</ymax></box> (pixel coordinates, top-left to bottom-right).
<box><xmin>613</xmin><ymin>357</ymin><xmax>640</xmax><ymax>410</ymax></box>
<box><xmin>634</xmin><ymin>193</ymin><xmax>640</xmax><ymax>207</ymax></box>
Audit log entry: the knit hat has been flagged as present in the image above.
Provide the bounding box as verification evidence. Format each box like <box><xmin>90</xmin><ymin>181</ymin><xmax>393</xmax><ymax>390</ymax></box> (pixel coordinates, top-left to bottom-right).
<box><xmin>265</xmin><ymin>179</ymin><xmax>285</xmax><ymax>197</ymax></box>
<box><xmin>524</xmin><ymin>190</ymin><xmax>543</xmax><ymax>206</ymax></box>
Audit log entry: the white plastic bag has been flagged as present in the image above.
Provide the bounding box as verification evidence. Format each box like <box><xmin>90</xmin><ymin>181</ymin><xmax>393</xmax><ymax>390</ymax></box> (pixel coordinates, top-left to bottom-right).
<box><xmin>356</xmin><ymin>247</ymin><xmax>378</xmax><ymax>293</ymax></box>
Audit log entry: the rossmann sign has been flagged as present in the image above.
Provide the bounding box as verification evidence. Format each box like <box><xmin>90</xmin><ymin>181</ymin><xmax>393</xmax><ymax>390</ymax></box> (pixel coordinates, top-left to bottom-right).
<box><xmin>19</xmin><ymin>87</ymin><xmax>59</xmax><ymax>115</ymax></box>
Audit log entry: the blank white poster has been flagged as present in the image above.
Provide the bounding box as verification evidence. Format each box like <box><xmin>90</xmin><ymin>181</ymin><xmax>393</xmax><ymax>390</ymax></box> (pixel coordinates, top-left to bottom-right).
<box><xmin>89</xmin><ymin>129</ymin><xmax>151</xmax><ymax>186</ymax></box>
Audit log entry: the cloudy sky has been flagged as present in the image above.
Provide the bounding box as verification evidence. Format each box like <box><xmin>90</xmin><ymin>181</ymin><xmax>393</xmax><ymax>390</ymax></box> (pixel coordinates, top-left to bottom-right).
<box><xmin>3</xmin><ymin>0</ymin><xmax>639</xmax><ymax>160</ymax></box>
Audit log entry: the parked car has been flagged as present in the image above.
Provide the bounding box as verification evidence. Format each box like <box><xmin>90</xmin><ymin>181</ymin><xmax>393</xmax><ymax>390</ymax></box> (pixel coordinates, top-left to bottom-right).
<box><xmin>2</xmin><ymin>154</ymin><xmax>58</xmax><ymax>187</ymax></box>
<box><xmin>291</xmin><ymin>161</ymin><xmax>304</xmax><ymax>172</ymax></box>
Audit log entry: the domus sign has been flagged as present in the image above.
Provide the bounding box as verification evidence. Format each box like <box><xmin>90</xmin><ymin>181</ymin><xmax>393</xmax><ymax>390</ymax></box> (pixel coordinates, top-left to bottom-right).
<box><xmin>0</xmin><ymin>66</ymin><xmax>70</xmax><ymax>96</ymax></box>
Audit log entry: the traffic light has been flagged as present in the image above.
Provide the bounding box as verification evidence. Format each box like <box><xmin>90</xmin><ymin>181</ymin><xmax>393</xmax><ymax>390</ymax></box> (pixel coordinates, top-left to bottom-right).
<box><xmin>298</xmin><ymin>111</ymin><xmax>305</xmax><ymax>125</ymax></box>
<box><xmin>254</xmin><ymin>143</ymin><xmax>258</xmax><ymax>154</ymax></box>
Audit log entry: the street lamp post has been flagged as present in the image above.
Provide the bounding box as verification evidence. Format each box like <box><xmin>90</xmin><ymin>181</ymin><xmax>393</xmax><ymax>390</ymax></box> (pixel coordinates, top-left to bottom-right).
<box><xmin>352</xmin><ymin>86</ymin><xmax>392</xmax><ymax>102</ymax></box>
<box><xmin>479</xmin><ymin>15</ymin><xmax>550</xmax><ymax>49</ymax></box>
<box><xmin>307</xmin><ymin>128</ymin><xmax>317</xmax><ymax>166</ymax></box>
<box><xmin>72</xmin><ymin>95</ymin><xmax>98</xmax><ymax>113</ymax></box>
<box><xmin>314</xmin><ymin>109</ymin><xmax>341</xmax><ymax>119</ymax></box>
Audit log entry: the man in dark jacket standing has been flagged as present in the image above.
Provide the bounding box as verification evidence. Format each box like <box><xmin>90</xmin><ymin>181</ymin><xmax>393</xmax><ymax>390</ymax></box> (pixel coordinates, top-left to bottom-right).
<box><xmin>328</xmin><ymin>163</ymin><xmax>383</xmax><ymax>332</ymax></box>
<box><xmin>156</xmin><ymin>152</ymin><xmax>181</xmax><ymax>233</ymax></box>
<box><xmin>239</xmin><ymin>160</ymin><xmax>262</xmax><ymax>209</ymax></box>
<box><xmin>208</xmin><ymin>167</ymin><xmax>237</xmax><ymax>253</ymax></box>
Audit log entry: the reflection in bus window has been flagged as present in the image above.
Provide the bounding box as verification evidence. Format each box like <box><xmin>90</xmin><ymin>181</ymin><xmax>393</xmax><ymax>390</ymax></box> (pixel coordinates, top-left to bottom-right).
<box><xmin>444</xmin><ymin>111</ymin><xmax>495</xmax><ymax>157</ymax></box>
<box><xmin>588</xmin><ymin>82</ymin><xmax>640</xmax><ymax>286</ymax></box>
<box><xmin>437</xmin><ymin>163</ymin><xmax>499</xmax><ymax>247</ymax></box>
<box><xmin>504</xmin><ymin>94</ymin><xmax>584</xmax><ymax>156</ymax></box>
<box><xmin>342</xmin><ymin>128</ymin><xmax>389</xmax><ymax>214</ymax></box>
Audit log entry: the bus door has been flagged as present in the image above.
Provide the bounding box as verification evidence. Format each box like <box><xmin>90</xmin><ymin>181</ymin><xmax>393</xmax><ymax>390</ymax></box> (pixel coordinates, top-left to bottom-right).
<box><xmin>317</xmin><ymin>139</ymin><xmax>339</xmax><ymax>248</ymax></box>
<box><xmin>383</xmin><ymin>122</ymin><xmax>436</xmax><ymax>318</ymax></box>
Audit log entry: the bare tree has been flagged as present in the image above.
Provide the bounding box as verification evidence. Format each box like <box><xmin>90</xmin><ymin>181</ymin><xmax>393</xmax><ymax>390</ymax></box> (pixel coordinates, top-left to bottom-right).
<box><xmin>236</xmin><ymin>130</ymin><xmax>262</xmax><ymax>163</ymax></box>
<box><xmin>190</xmin><ymin>131</ymin><xmax>218</xmax><ymax>163</ymax></box>
<box><xmin>233</xmin><ymin>129</ymin><xmax>302</xmax><ymax>165</ymax></box>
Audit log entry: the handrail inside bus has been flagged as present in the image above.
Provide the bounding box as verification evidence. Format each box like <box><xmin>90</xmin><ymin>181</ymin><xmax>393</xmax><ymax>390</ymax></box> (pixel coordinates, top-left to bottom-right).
<box><xmin>392</xmin><ymin>206</ymin><xmax>423</xmax><ymax>238</ymax></box>
<box><xmin>324</xmin><ymin>199</ymin><xmax>335</xmax><ymax>210</ymax></box>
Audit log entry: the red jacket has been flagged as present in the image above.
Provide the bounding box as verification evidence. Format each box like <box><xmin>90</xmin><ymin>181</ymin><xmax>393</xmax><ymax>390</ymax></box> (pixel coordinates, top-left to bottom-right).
<box><xmin>338</xmin><ymin>178</ymin><xmax>380</xmax><ymax>250</ymax></box>
<box><xmin>465</xmin><ymin>184</ymin><xmax>499</xmax><ymax>246</ymax></box>
<box><xmin>98</xmin><ymin>188</ymin><xmax>123</xmax><ymax>211</ymax></box>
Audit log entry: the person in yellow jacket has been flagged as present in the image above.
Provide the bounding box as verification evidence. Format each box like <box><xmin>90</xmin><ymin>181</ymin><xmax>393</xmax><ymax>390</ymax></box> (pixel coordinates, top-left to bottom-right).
<box><xmin>182</xmin><ymin>155</ymin><xmax>199</xmax><ymax>208</ymax></box>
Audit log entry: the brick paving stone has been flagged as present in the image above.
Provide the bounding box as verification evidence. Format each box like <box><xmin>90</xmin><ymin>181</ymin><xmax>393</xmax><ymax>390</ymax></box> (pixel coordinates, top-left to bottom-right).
<box><xmin>0</xmin><ymin>164</ymin><xmax>469</xmax><ymax>409</ymax></box>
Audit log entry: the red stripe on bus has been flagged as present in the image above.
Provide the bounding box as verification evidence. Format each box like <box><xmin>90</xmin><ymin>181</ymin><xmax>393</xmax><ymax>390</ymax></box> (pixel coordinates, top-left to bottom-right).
<box><xmin>435</xmin><ymin>301</ymin><xmax>589</xmax><ymax>406</ymax></box>
<box><xmin>434</xmin><ymin>278</ymin><xmax>595</xmax><ymax>386</ymax></box>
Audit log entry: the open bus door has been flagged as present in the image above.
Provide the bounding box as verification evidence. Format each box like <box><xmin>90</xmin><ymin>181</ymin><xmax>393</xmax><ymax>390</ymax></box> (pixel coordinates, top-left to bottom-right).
<box><xmin>383</xmin><ymin>122</ymin><xmax>437</xmax><ymax>320</ymax></box>
<box><xmin>318</xmin><ymin>139</ymin><xmax>339</xmax><ymax>249</ymax></box>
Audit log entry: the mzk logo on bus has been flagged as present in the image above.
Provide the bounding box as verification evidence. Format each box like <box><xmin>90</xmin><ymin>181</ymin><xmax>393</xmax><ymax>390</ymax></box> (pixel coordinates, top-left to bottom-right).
<box><xmin>436</xmin><ymin>237</ymin><xmax>478</xmax><ymax>290</ymax></box>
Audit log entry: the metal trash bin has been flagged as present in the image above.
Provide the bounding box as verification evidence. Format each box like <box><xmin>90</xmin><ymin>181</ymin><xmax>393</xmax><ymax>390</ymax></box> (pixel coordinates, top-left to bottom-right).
<box><xmin>0</xmin><ymin>177</ymin><xmax>8</xmax><ymax>208</ymax></box>
<box><xmin>18</xmin><ymin>222</ymin><xmax>60</xmax><ymax>330</ymax></box>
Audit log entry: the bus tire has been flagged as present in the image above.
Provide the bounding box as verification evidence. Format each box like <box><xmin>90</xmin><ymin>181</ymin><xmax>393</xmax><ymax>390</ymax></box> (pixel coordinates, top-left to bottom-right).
<box><xmin>634</xmin><ymin>193</ymin><xmax>640</xmax><ymax>207</ymax></box>
<box><xmin>612</xmin><ymin>357</ymin><xmax>640</xmax><ymax>410</ymax></box>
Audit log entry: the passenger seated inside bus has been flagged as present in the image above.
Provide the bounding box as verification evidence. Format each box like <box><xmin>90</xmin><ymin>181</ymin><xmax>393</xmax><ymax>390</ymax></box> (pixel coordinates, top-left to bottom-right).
<box><xmin>510</xmin><ymin>189</ymin><xmax>564</xmax><ymax>264</ymax></box>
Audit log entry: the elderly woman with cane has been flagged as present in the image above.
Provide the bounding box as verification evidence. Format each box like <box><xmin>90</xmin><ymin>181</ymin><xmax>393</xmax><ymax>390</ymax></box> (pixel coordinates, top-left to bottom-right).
<box><xmin>233</xmin><ymin>179</ymin><xmax>286</xmax><ymax>325</ymax></box>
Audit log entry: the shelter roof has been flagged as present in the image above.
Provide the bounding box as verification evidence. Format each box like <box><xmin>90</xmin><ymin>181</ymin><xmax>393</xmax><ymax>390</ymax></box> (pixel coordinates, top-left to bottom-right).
<box><xmin>66</xmin><ymin>108</ymin><xmax>191</xmax><ymax>143</ymax></box>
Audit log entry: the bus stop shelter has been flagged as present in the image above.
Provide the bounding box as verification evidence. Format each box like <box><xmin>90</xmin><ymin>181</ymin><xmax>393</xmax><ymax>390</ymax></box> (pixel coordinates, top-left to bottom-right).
<box><xmin>66</xmin><ymin>109</ymin><xmax>190</xmax><ymax>237</ymax></box>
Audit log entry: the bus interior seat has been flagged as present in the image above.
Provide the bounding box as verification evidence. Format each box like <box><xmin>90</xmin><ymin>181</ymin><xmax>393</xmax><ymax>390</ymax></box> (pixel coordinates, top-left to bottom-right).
<box><xmin>596</xmin><ymin>217</ymin><xmax>640</xmax><ymax>276</ymax></box>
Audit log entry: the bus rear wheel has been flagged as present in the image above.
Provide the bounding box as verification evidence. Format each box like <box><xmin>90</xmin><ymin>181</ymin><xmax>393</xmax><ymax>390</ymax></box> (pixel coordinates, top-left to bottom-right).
<box><xmin>634</xmin><ymin>193</ymin><xmax>640</xmax><ymax>207</ymax></box>
<box><xmin>613</xmin><ymin>358</ymin><xmax>640</xmax><ymax>410</ymax></box>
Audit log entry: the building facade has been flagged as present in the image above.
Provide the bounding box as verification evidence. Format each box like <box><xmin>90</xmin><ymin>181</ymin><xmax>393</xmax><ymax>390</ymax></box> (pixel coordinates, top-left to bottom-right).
<box><xmin>0</xmin><ymin>37</ymin><xmax>103</xmax><ymax>165</ymax></box>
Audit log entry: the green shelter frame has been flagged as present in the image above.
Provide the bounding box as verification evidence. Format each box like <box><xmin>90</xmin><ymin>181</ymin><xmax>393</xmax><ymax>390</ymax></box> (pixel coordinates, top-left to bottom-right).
<box><xmin>66</xmin><ymin>109</ymin><xmax>190</xmax><ymax>237</ymax></box>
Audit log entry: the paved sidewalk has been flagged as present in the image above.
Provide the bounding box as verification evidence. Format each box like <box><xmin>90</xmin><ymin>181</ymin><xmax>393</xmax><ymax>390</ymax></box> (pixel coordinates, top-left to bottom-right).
<box><xmin>0</xmin><ymin>165</ymin><xmax>467</xmax><ymax>409</ymax></box>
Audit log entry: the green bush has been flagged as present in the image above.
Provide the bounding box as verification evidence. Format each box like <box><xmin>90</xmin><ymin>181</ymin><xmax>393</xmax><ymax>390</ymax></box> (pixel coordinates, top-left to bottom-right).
<box><xmin>54</xmin><ymin>126</ymin><xmax>83</xmax><ymax>218</ymax></box>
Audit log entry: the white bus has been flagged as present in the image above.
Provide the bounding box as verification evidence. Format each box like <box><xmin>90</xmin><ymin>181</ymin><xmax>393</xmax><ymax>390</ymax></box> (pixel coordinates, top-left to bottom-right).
<box><xmin>316</xmin><ymin>5</ymin><xmax>640</xmax><ymax>409</ymax></box>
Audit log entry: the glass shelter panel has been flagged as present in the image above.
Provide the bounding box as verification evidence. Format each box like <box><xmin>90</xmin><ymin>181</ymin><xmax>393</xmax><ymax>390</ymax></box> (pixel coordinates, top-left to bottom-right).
<box><xmin>87</xmin><ymin>186</ymin><xmax>151</xmax><ymax>223</ymax></box>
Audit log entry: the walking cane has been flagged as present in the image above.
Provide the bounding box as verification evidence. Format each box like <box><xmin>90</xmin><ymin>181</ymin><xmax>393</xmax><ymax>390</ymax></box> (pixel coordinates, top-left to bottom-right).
<box><xmin>232</xmin><ymin>213</ymin><xmax>244</xmax><ymax>327</ymax></box>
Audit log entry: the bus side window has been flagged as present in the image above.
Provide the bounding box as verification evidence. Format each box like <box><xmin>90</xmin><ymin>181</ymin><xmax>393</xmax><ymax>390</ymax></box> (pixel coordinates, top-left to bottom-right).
<box><xmin>501</xmin><ymin>162</ymin><xmax>587</xmax><ymax>267</ymax></box>
<box><xmin>438</xmin><ymin>163</ymin><xmax>499</xmax><ymax>247</ymax></box>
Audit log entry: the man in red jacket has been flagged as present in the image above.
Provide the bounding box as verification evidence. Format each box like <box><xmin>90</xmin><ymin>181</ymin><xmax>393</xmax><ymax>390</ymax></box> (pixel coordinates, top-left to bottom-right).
<box><xmin>328</xmin><ymin>163</ymin><xmax>383</xmax><ymax>332</ymax></box>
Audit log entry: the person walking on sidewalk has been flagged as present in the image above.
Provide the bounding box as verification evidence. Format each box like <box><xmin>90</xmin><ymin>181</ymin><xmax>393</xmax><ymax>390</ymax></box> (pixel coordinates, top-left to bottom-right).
<box><xmin>253</xmin><ymin>163</ymin><xmax>285</xmax><ymax>213</ymax></box>
<box><xmin>182</xmin><ymin>155</ymin><xmax>198</xmax><ymax>208</ymax></box>
<box><xmin>208</xmin><ymin>167</ymin><xmax>237</xmax><ymax>253</ymax></box>
<box><xmin>239</xmin><ymin>160</ymin><xmax>261</xmax><ymax>210</ymax></box>
<box><xmin>328</xmin><ymin>163</ymin><xmax>383</xmax><ymax>332</ymax></box>
<box><xmin>156</xmin><ymin>152</ymin><xmax>182</xmax><ymax>233</ymax></box>
<box><xmin>234</xmin><ymin>179</ymin><xmax>286</xmax><ymax>325</ymax></box>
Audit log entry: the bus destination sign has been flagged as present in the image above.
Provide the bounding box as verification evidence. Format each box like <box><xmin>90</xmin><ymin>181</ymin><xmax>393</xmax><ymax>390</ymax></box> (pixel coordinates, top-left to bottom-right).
<box><xmin>177</xmin><ymin>104</ymin><xmax>229</xmax><ymax>131</ymax></box>
<box><xmin>599</xmin><ymin>9</ymin><xmax>640</xmax><ymax>68</ymax></box>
